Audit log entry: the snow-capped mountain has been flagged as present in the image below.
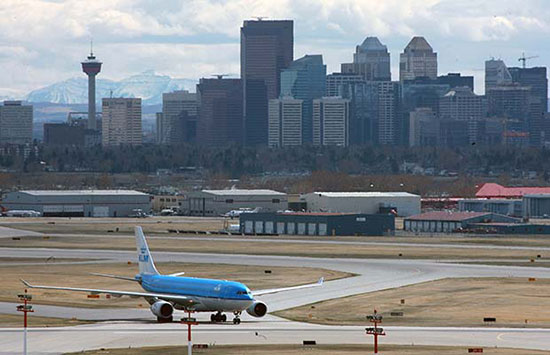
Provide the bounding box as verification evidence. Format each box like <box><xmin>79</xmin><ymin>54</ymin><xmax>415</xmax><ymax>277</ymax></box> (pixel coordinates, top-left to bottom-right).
<box><xmin>26</xmin><ymin>71</ymin><xmax>198</xmax><ymax>105</ymax></box>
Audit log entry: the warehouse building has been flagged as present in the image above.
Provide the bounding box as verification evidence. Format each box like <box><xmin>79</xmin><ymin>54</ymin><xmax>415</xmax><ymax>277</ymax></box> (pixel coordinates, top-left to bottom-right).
<box><xmin>404</xmin><ymin>211</ymin><xmax>519</xmax><ymax>233</ymax></box>
<box><xmin>1</xmin><ymin>190</ymin><xmax>151</xmax><ymax>217</ymax></box>
<box><xmin>303</xmin><ymin>192</ymin><xmax>420</xmax><ymax>217</ymax></box>
<box><xmin>240</xmin><ymin>212</ymin><xmax>395</xmax><ymax>236</ymax></box>
<box><xmin>184</xmin><ymin>189</ymin><xmax>288</xmax><ymax>216</ymax></box>
<box><xmin>458</xmin><ymin>198</ymin><xmax>522</xmax><ymax>217</ymax></box>
<box><xmin>523</xmin><ymin>194</ymin><xmax>550</xmax><ymax>218</ymax></box>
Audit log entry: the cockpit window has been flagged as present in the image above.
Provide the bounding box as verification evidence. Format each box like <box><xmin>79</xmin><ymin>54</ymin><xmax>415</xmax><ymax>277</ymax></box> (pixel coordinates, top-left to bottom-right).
<box><xmin>236</xmin><ymin>290</ymin><xmax>250</xmax><ymax>295</ymax></box>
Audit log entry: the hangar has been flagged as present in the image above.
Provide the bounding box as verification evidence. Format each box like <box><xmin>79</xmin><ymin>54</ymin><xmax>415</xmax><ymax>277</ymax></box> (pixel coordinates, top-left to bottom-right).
<box><xmin>239</xmin><ymin>212</ymin><xmax>395</xmax><ymax>236</ymax></box>
<box><xmin>404</xmin><ymin>211</ymin><xmax>519</xmax><ymax>233</ymax></box>
<box><xmin>303</xmin><ymin>192</ymin><xmax>420</xmax><ymax>217</ymax></box>
<box><xmin>184</xmin><ymin>189</ymin><xmax>288</xmax><ymax>216</ymax></box>
<box><xmin>1</xmin><ymin>190</ymin><xmax>151</xmax><ymax>217</ymax></box>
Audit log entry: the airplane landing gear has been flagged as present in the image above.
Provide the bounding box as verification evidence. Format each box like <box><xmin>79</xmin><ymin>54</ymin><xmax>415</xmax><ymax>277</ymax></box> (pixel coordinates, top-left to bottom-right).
<box><xmin>157</xmin><ymin>316</ymin><xmax>173</xmax><ymax>323</ymax></box>
<box><xmin>210</xmin><ymin>312</ymin><xmax>226</xmax><ymax>323</ymax></box>
<box><xmin>233</xmin><ymin>311</ymin><xmax>242</xmax><ymax>325</ymax></box>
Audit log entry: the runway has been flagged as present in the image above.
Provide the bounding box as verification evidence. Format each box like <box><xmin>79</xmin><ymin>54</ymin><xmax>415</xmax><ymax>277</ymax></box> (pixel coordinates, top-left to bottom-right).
<box><xmin>1</xmin><ymin>245</ymin><xmax>549</xmax><ymax>353</ymax></box>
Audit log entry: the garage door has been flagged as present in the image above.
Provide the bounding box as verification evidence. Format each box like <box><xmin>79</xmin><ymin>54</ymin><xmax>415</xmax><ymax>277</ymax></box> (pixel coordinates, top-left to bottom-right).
<box><xmin>93</xmin><ymin>206</ymin><xmax>109</xmax><ymax>217</ymax></box>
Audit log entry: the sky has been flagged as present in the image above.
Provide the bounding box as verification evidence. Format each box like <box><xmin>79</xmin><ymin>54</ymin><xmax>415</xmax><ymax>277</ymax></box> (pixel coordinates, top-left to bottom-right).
<box><xmin>2</xmin><ymin>0</ymin><xmax>550</xmax><ymax>98</ymax></box>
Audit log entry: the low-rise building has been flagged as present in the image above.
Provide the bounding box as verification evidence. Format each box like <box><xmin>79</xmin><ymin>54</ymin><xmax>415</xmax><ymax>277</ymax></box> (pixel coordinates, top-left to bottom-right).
<box><xmin>303</xmin><ymin>192</ymin><xmax>420</xmax><ymax>217</ymax></box>
<box><xmin>404</xmin><ymin>211</ymin><xmax>519</xmax><ymax>233</ymax></box>
<box><xmin>523</xmin><ymin>194</ymin><xmax>550</xmax><ymax>218</ymax></box>
<box><xmin>184</xmin><ymin>189</ymin><xmax>288</xmax><ymax>216</ymax></box>
<box><xmin>240</xmin><ymin>212</ymin><xmax>395</xmax><ymax>236</ymax></box>
<box><xmin>151</xmin><ymin>195</ymin><xmax>186</xmax><ymax>213</ymax></box>
<box><xmin>458</xmin><ymin>198</ymin><xmax>522</xmax><ymax>217</ymax></box>
<box><xmin>1</xmin><ymin>190</ymin><xmax>151</xmax><ymax>217</ymax></box>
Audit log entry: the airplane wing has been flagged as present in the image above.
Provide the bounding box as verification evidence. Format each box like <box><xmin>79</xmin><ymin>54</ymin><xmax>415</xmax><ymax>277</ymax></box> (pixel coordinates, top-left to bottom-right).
<box><xmin>251</xmin><ymin>277</ymin><xmax>324</xmax><ymax>297</ymax></box>
<box><xmin>90</xmin><ymin>273</ymin><xmax>139</xmax><ymax>282</ymax></box>
<box><xmin>20</xmin><ymin>279</ymin><xmax>198</xmax><ymax>306</ymax></box>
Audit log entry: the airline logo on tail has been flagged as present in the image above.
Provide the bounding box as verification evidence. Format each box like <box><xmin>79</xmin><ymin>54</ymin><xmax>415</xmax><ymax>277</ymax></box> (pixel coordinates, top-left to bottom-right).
<box><xmin>139</xmin><ymin>247</ymin><xmax>149</xmax><ymax>262</ymax></box>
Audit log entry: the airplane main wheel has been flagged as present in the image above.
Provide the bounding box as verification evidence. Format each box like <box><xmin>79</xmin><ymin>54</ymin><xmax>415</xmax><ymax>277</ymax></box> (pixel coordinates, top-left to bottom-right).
<box><xmin>222</xmin><ymin>314</ymin><xmax>227</xmax><ymax>322</ymax></box>
<box><xmin>233</xmin><ymin>318</ymin><xmax>241</xmax><ymax>324</ymax></box>
<box><xmin>157</xmin><ymin>316</ymin><xmax>173</xmax><ymax>323</ymax></box>
<box><xmin>210</xmin><ymin>314</ymin><xmax>215</xmax><ymax>322</ymax></box>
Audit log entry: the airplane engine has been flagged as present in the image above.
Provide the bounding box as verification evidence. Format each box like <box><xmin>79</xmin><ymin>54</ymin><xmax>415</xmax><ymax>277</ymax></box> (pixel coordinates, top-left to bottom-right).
<box><xmin>246</xmin><ymin>301</ymin><xmax>267</xmax><ymax>317</ymax></box>
<box><xmin>150</xmin><ymin>300</ymin><xmax>174</xmax><ymax>318</ymax></box>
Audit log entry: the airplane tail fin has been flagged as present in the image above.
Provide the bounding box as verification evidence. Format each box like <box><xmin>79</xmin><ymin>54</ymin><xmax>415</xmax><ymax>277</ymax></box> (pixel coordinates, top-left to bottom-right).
<box><xmin>135</xmin><ymin>226</ymin><xmax>159</xmax><ymax>276</ymax></box>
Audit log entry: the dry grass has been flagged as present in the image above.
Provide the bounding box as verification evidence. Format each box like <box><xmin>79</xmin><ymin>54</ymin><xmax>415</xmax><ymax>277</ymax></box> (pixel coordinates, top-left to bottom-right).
<box><xmin>65</xmin><ymin>344</ymin><xmax>548</xmax><ymax>354</ymax></box>
<box><xmin>0</xmin><ymin>217</ymin><xmax>226</xmax><ymax>234</ymax></box>
<box><xmin>0</xmin><ymin>314</ymin><xmax>90</xmax><ymax>327</ymax></box>
<box><xmin>275</xmin><ymin>277</ymin><xmax>550</xmax><ymax>328</ymax></box>
<box><xmin>0</xmin><ymin>262</ymin><xmax>351</xmax><ymax>308</ymax></box>
<box><xmin>1</xmin><ymin>234</ymin><xmax>548</xmax><ymax>261</ymax></box>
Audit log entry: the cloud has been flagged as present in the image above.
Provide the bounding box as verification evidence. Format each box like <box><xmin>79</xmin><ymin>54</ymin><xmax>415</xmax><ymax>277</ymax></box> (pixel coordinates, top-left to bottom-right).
<box><xmin>2</xmin><ymin>0</ymin><xmax>550</xmax><ymax>96</ymax></box>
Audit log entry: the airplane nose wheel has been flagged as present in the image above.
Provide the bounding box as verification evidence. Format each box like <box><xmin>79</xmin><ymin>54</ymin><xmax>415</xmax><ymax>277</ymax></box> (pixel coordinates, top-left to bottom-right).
<box><xmin>233</xmin><ymin>311</ymin><xmax>241</xmax><ymax>325</ymax></box>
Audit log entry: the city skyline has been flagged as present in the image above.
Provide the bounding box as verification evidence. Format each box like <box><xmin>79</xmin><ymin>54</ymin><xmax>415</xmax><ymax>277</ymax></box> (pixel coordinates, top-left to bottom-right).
<box><xmin>2</xmin><ymin>0</ymin><xmax>550</xmax><ymax>98</ymax></box>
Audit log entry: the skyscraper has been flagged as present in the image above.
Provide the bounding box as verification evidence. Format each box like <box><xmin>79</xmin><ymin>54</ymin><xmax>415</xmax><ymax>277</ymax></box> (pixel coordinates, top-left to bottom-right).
<box><xmin>326</xmin><ymin>73</ymin><xmax>364</xmax><ymax>97</ymax></box>
<box><xmin>197</xmin><ymin>78</ymin><xmax>243</xmax><ymax>146</ymax></box>
<box><xmin>341</xmin><ymin>36</ymin><xmax>391</xmax><ymax>81</ymax></box>
<box><xmin>241</xmin><ymin>19</ymin><xmax>293</xmax><ymax>146</ymax></box>
<box><xmin>268</xmin><ymin>97</ymin><xmax>303</xmax><ymax>147</ymax></box>
<box><xmin>508</xmin><ymin>66</ymin><xmax>548</xmax><ymax>113</ymax></box>
<box><xmin>485</xmin><ymin>59</ymin><xmax>512</xmax><ymax>92</ymax></box>
<box><xmin>341</xmin><ymin>82</ymin><xmax>377</xmax><ymax>145</ymax></box>
<box><xmin>439</xmin><ymin>87</ymin><xmax>486</xmax><ymax>145</ymax></box>
<box><xmin>280</xmin><ymin>54</ymin><xmax>326</xmax><ymax>143</ymax></box>
<box><xmin>313</xmin><ymin>97</ymin><xmax>350</xmax><ymax>147</ymax></box>
<box><xmin>101</xmin><ymin>98</ymin><xmax>142</xmax><ymax>146</ymax></box>
<box><xmin>156</xmin><ymin>90</ymin><xmax>197</xmax><ymax>145</ymax></box>
<box><xmin>0</xmin><ymin>101</ymin><xmax>33</xmax><ymax>145</ymax></box>
<box><xmin>439</xmin><ymin>87</ymin><xmax>485</xmax><ymax>121</ymax></box>
<box><xmin>81</xmin><ymin>49</ymin><xmax>102</xmax><ymax>131</ymax></box>
<box><xmin>375</xmin><ymin>81</ymin><xmax>401</xmax><ymax>145</ymax></box>
<box><xmin>399</xmin><ymin>37</ymin><xmax>438</xmax><ymax>82</ymax></box>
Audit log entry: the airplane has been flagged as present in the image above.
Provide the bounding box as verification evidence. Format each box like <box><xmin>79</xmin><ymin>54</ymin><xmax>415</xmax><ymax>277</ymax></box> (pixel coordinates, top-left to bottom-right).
<box><xmin>4</xmin><ymin>210</ymin><xmax>41</xmax><ymax>217</ymax></box>
<box><xmin>21</xmin><ymin>226</ymin><xmax>323</xmax><ymax>324</ymax></box>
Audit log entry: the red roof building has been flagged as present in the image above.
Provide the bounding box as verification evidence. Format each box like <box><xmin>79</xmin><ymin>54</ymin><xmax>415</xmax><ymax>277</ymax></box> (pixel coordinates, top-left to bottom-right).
<box><xmin>475</xmin><ymin>183</ymin><xmax>550</xmax><ymax>199</ymax></box>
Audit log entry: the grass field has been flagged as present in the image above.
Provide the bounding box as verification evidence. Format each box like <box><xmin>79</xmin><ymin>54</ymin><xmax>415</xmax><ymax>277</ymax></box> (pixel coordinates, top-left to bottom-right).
<box><xmin>1</xmin><ymin>234</ymin><xmax>548</xmax><ymax>261</ymax></box>
<box><xmin>275</xmin><ymin>277</ymin><xmax>550</xmax><ymax>328</ymax></box>
<box><xmin>0</xmin><ymin>314</ymin><xmax>90</xmax><ymax>327</ymax></box>
<box><xmin>0</xmin><ymin>261</ymin><xmax>351</xmax><ymax>308</ymax></box>
<box><xmin>66</xmin><ymin>344</ymin><xmax>549</xmax><ymax>354</ymax></box>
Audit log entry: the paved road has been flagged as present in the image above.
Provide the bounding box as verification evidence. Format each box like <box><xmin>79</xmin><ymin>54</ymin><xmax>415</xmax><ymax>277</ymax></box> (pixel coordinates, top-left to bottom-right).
<box><xmin>1</xmin><ymin>318</ymin><xmax>550</xmax><ymax>354</ymax></box>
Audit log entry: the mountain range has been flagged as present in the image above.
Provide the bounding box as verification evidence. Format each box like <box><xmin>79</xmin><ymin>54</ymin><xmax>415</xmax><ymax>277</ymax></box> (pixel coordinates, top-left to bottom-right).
<box><xmin>25</xmin><ymin>71</ymin><xmax>198</xmax><ymax>106</ymax></box>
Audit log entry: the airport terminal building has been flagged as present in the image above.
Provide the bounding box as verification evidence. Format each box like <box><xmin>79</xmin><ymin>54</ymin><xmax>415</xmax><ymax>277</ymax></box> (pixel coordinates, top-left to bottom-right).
<box><xmin>1</xmin><ymin>190</ymin><xmax>151</xmax><ymax>217</ymax></box>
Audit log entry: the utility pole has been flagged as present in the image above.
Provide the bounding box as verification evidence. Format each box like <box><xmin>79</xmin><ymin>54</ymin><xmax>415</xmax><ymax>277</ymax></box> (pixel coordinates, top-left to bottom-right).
<box><xmin>17</xmin><ymin>289</ymin><xmax>33</xmax><ymax>355</ymax></box>
<box><xmin>181</xmin><ymin>310</ymin><xmax>198</xmax><ymax>355</ymax></box>
<box><xmin>365</xmin><ymin>309</ymin><xmax>385</xmax><ymax>354</ymax></box>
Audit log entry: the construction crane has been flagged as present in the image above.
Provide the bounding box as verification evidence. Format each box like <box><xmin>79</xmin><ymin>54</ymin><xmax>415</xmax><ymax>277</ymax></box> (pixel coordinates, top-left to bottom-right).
<box><xmin>253</xmin><ymin>16</ymin><xmax>268</xmax><ymax>21</ymax></box>
<box><xmin>518</xmin><ymin>52</ymin><xmax>539</xmax><ymax>69</ymax></box>
<box><xmin>211</xmin><ymin>74</ymin><xmax>231</xmax><ymax>79</ymax></box>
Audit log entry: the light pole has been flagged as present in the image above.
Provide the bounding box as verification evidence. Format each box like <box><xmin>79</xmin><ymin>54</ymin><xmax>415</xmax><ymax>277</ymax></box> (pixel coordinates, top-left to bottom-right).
<box><xmin>17</xmin><ymin>289</ymin><xmax>33</xmax><ymax>355</ymax></box>
<box><xmin>366</xmin><ymin>309</ymin><xmax>385</xmax><ymax>354</ymax></box>
<box><xmin>181</xmin><ymin>310</ymin><xmax>198</xmax><ymax>355</ymax></box>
